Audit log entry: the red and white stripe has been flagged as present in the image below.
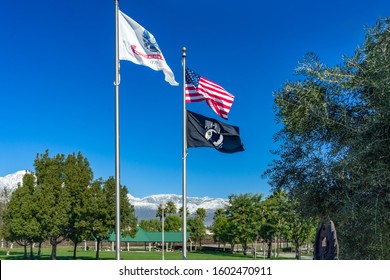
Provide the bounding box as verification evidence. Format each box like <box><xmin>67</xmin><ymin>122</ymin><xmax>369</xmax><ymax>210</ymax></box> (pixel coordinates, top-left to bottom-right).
<box><xmin>185</xmin><ymin>77</ymin><xmax>234</xmax><ymax>120</ymax></box>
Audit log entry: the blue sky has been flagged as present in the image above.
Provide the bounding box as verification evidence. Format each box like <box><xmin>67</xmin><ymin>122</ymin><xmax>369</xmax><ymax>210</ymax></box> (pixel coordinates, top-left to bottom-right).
<box><xmin>1</xmin><ymin>0</ymin><xmax>389</xmax><ymax>199</ymax></box>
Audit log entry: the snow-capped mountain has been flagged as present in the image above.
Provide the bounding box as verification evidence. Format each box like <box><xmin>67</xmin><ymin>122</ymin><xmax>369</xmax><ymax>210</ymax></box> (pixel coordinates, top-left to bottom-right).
<box><xmin>128</xmin><ymin>194</ymin><xmax>228</xmax><ymax>226</ymax></box>
<box><xmin>0</xmin><ymin>171</ymin><xmax>228</xmax><ymax>225</ymax></box>
<box><xmin>0</xmin><ymin>170</ymin><xmax>31</xmax><ymax>191</ymax></box>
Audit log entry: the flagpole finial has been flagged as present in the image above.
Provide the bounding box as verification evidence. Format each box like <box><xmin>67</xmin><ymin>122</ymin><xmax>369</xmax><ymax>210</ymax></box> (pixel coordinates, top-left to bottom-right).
<box><xmin>182</xmin><ymin>47</ymin><xmax>186</xmax><ymax>57</ymax></box>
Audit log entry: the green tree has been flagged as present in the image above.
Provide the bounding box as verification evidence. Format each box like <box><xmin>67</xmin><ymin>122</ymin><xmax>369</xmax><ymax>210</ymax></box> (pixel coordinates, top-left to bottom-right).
<box><xmin>287</xmin><ymin>201</ymin><xmax>316</xmax><ymax>259</ymax></box>
<box><xmin>0</xmin><ymin>176</ymin><xmax>19</xmax><ymax>256</ymax></box>
<box><xmin>2</xmin><ymin>173</ymin><xmax>41</xmax><ymax>259</ymax></box>
<box><xmin>165</xmin><ymin>215</ymin><xmax>181</xmax><ymax>232</ymax></box>
<box><xmin>0</xmin><ymin>182</ymin><xmax>13</xmax><ymax>234</ymax></box>
<box><xmin>63</xmin><ymin>152</ymin><xmax>93</xmax><ymax>259</ymax></box>
<box><xmin>225</xmin><ymin>193</ymin><xmax>263</xmax><ymax>255</ymax></box>
<box><xmin>155</xmin><ymin>204</ymin><xmax>163</xmax><ymax>220</ymax></box>
<box><xmin>86</xmin><ymin>178</ymin><xmax>112</xmax><ymax>260</ymax></box>
<box><xmin>192</xmin><ymin>207</ymin><xmax>208</xmax><ymax>247</ymax></box>
<box><xmin>265</xmin><ymin>18</ymin><xmax>390</xmax><ymax>259</ymax></box>
<box><xmin>139</xmin><ymin>219</ymin><xmax>161</xmax><ymax>232</ymax></box>
<box><xmin>187</xmin><ymin>217</ymin><xmax>206</xmax><ymax>250</ymax></box>
<box><xmin>87</xmin><ymin>177</ymin><xmax>137</xmax><ymax>259</ymax></box>
<box><xmin>259</xmin><ymin>195</ymin><xmax>278</xmax><ymax>258</ymax></box>
<box><xmin>266</xmin><ymin>190</ymin><xmax>290</xmax><ymax>257</ymax></box>
<box><xmin>212</xmin><ymin>208</ymin><xmax>229</xmax><ymax>250</ymax></box>
<box><xmin>34</xmin><ymin>151</ymin><xmax>71</xmax><ymax>260</ymax></box>
<box><xmin>195</xmin><ymin>208</ymin><xmax>207</xmax><ymax>221</ymax></box>
<box><xmin>179</xmin><ymin>206</ymin><xmax>190</xmax><ymax>218</ymax></box>
<box><xmin>166</xmin><ymin>201</ymin><xmax>177</xmax><ymax>216</ymax></box>
<box><xmin>119</xmin><ymin>184</ymin><xmax>138</xmax><ymax>239</ymax></box>
<box><xmin>156</xmin><ymin>201</ymin><xmax>177</xmax><ymax>220</ymax></box>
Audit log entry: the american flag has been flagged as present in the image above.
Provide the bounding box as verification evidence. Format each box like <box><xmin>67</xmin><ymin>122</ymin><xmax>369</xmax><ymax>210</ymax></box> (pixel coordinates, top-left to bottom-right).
<box><xmin>185</xmin><ymin>68</ymin><xmax>235</xmax><ymax>120</ymax></box>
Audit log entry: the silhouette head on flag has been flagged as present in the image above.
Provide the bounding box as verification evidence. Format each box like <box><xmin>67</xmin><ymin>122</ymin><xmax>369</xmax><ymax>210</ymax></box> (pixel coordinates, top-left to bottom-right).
<box><xmin>187</xmin><ymin>110</ymin><xmax>244</xmax><ymax>153</ymax></box>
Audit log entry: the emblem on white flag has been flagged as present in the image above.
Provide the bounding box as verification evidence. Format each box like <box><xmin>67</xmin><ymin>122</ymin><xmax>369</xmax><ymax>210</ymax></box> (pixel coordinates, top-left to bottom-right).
<box><xmin>118</xmin><ymin>10</ymin><xmax>178</xmax><ymax>86</ymax></box>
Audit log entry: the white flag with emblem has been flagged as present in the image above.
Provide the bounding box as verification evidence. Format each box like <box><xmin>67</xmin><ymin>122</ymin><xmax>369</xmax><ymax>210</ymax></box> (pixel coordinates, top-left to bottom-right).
<box><xmin>118</xmin><ymin>10</ymin><xmax>178</xmax><ymax>86</ymax></box>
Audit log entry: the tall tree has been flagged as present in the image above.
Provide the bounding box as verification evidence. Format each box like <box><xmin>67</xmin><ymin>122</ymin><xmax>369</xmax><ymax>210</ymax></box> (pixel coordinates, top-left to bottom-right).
<box><xmin>191</xmin><ymin>207</ymin><xmax>208</xmax><ymax>247</ymax></box>
<box><xmin>179</xmin><ymin>206</ymin><xmax>190</xmax><ymax>218</ymax></box>
<box><xmin>187</xmin><ymin>217</ymin><xmax>206</xmax><ymax>250</ymax></box>
<box><xmin>2</xmin><ymin>173</ymin><xmax>41</xmax><ymax>259</ymax></box>
<box><xmin>286</xmin><ymin>200</ymin><xmax>316</xmax><ymax>259</ymax></box>
<box><xmin>88</xmin><ymin>177</ymin><xmax>137</xmax><ymax>259</ymax></box>
<box><xmin>195</xmin><ymin>208</ymin><xmax>207</xmax><ymax>221</ymax></box>
<box><xmin>119</xmin><ymin>183</ymin><xmax>138</xmax><ymax>239</ymax></box>
<box><xmin>212</xmin><ymin>208</ymin><xmax>229</xmax><ymax>250</ymax></box>
<box><xmin>156</xmin><ymin>202</ymin><xmax>176</xmax><ymax>220</ymax></box>
<box><xmin>265</xmin><ymin>18</ymin><xmax>390</xmax><ymax>259</ymax></box>
<box><xmin>0</xmin><ymin>177</ymin><xmax>17</xmax><ymax>256</ymax></box>
<box><xmin>225</xmin><ymin>193</ymin><xmax>263</xmax><ymax>255</ymax></box>
<box><xmin>86</xmin><ymin>178</ymin><xmax>112</xmax><ymax>260</ymax></box>
<box><xmin>259</xmin><ymin>194</ymin><xmax>279</xmax><ymax>258</ymax></box>
<box><xmin>166</xmin><ymin>201</ymin><xmax>177</xmax><ymax>216</ymax></box>
<box><xmin>63</xmin><ymin>152</ymin><xmax>93</xmax><ymax>259</ymax></box>
<box><xmin>265</xmin><ymin>190</ymin><xmax>290</xmax><ymax>257</ymax></box>
<box><xmin>34</xmin><ymin>151</ymin><xmax>70</xmax><ymax>260</ymax></box>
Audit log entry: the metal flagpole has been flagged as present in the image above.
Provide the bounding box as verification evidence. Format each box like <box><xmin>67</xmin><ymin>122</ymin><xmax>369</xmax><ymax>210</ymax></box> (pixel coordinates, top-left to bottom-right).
<box><xmin>114</xmin><ymin>0</ymin><xmax>121</xmax><ymax>261</ymax></box>
<box><xmin>181</xmin><ymin>47</ymin><xmax>187</xmax><ymax>260</ymax></box>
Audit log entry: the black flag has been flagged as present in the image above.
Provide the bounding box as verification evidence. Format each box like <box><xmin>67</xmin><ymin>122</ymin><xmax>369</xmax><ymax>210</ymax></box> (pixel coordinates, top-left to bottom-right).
<box><xmin>186</xmin><ymin>110</ymin><xmax>244</xmax><ymax>153</ymax></box>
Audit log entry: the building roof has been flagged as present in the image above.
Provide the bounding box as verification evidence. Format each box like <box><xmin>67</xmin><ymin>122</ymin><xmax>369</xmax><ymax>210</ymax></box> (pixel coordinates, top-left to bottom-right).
<box><xmin>107</xmin><ymin>227</ymin><xmax>191</xmax><ymax>242</ymax></box>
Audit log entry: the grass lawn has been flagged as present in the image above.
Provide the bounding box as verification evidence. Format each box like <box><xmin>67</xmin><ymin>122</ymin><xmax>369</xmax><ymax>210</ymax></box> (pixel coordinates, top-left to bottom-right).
<box><xmin>0</xmin><ymin>246</ymin><xmax>297</xmax><ymax>260</ymax></box>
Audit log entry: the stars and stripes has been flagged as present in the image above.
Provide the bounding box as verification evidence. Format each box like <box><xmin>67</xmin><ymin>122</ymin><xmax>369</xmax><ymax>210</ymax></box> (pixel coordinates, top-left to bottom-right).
<box><xmin>185</xmin><ymin>68</ymin><xmax>234</xmax><ymax>120</ymax></box>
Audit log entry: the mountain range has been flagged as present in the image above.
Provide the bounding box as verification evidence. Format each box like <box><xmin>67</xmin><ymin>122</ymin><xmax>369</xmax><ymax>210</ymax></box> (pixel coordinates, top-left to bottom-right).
<box><xmin>0</xmin><ymin>171</ymin><xmax>227</xmax><ymax>225</ymax></box>
<box><xmin>128</xmin><ymin>193</ymin><xmax>227</xmax><ymax>225</ymax></box>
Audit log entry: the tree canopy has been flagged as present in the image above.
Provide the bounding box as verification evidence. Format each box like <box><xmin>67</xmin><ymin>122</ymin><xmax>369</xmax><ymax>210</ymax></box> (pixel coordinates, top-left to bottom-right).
<box><xmin>1</xmin><ymin>150</ymin><xmax>137</xmax><ymax>260</ymax></box>
<box><xmin>264</xmin><ymin>18</ymin><xmax>390</xmax><ymax>259</ymax></box>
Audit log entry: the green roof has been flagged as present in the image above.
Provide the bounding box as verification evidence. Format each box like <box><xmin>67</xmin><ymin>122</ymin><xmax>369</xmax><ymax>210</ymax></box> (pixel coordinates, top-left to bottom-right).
<box><xmin>107</xmin><ymin>227</ymin><xmax>191</xmax><ymax>242</ymax></box>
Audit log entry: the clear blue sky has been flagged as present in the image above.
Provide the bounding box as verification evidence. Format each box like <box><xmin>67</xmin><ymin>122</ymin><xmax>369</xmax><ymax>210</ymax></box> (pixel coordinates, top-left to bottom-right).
<box><xmin>1</xmin><ymin>0</ymin><xmax>389</xmax><ymax>199</ymax></box>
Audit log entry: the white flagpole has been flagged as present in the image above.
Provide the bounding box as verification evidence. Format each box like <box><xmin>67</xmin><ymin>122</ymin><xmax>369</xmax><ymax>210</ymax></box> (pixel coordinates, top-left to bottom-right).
<box><xmin>114</xmin><ymin>0</ymin><xmax>121</xmax><ymax>260</ymax></box>
<box><xmin>182</xmin><ymin>47</ymin><xmax>187</xmax><ymax>260</ymax></box>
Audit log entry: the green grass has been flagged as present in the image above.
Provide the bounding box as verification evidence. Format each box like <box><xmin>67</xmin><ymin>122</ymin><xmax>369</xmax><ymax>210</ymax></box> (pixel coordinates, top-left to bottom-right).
<box><xmin>0</xmin><ymin>246</ymin><xmax>295</xmax><ymax>260</ymax></box>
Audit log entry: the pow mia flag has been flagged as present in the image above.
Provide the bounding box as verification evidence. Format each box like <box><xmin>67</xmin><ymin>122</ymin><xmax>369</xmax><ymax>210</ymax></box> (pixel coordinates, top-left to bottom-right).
<box><xmin>186</xmin><ymin>110</ymin><xmax>244</xmax><ymax>153</ymax></box>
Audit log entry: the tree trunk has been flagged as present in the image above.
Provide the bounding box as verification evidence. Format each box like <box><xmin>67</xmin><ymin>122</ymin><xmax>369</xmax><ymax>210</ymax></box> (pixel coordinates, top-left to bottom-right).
<box><xmin>6</xmin><ymin>241</ymin><xmax>11</xmax><ymax>256</ymax></box>
<box><xmin>51</xmin><ymin>243</ymin><xmax>57</xmax><ymax>260</ymax></box>
<box><xmin>267</xmin><ymin>241</ymin><xmax>272</xmax><ymax>258</ymax></box>
<box><xmin>73</xmin><ymin>240</ymin><xmax>78</xmax><ymax>259</ymax></box>
<box><xmin>37</xmin><ymin>241</ymin><xmax>42</xmax><ymax>257</ymax></box>
<box><xmin>30</xmin><ymin>243</ymin><xmax>34</xmax><ymax>259</ymax></box>
<box><xmin>23</xmin><ymin>244</ymin><xmax>27</xmax><ymax>259</ymax></box>
<box><xmin>95</xmin><ymin>240</ymin><xmax>101</xmax><ymax>260</ymax></box>
<box><xmin>230</xmin><ymin>243</ymin><xmax>235</xmax><ymax>253</ymax></box>
<box><xmin>295</xmin><ymin>243</ymin><xmax>301</xmax><ymax>260</ymax></box>
<box><xmin>242</xmin><ymin>244</ymin><xmax>248</xmax><ymax>256</ymax></box>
